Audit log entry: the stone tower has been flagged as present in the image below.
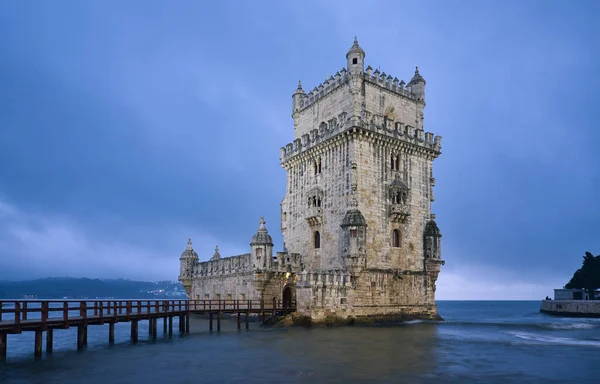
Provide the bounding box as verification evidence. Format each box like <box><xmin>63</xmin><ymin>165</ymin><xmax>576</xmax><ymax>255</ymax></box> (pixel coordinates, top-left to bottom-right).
<box><xmin>280</xmin><ymin>38</ymin><xmax>445</xmax><ymax>321</ymax></box>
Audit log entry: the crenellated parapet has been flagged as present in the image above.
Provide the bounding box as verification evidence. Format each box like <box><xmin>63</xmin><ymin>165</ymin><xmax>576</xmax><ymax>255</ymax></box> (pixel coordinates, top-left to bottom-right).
<box><xmin>295</xmin><ymin>68</ymin><xmax>349</xmax><ymax>112</ymax></box>
<box><xmin>194</xmin><ymin>253</ymin><xmax>252</xmax><ymax>277</ymax></box>
<box><xmin>363</xmin><ymin>65</ymin><xmax>418</xmax><ymax>100</ymax></box>
<box><xmin>272</xmin><ymin>252</ymin><xmax>303</xmax><ymax>273</ymax></box>
<box><xmin>280</xmin><ymin>112</ymin><xmax>441</xmax><ymax>164</ymax></box>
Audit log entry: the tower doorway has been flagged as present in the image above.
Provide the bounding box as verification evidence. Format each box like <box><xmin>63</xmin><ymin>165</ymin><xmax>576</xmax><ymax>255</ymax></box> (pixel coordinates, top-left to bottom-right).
<box><xmin>282</xmin><ymin>285</ymin><xmax>294</xmax><ymax>309</ymax></box>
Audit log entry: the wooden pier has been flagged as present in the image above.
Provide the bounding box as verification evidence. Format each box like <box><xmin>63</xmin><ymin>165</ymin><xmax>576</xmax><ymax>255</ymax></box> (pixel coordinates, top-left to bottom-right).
<box><xmin>0</xmin><ymin>298</ymin><xmax>295</xmax><ymax>360</ymax></box>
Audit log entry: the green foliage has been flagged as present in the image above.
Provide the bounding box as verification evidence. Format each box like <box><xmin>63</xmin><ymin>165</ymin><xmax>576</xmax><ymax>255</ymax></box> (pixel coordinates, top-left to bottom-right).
<box><xmin>565</xmin><ymin>252</ymin><xmax>600</xmax><ymax>294</ymax></box>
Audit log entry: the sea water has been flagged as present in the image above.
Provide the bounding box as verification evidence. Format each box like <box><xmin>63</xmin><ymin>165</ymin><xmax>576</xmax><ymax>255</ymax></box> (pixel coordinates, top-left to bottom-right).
<box><xmin>1</xmin><ymin>300</ymin><xmax>598</xmax><ymax>383</ymax></box>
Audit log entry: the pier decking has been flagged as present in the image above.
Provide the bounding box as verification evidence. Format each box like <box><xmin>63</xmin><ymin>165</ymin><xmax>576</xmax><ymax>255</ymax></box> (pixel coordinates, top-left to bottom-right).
<box><xmin>0</xmin><ymin>298</ymin><xmax>295</xmax><ymax>360</ymax></box>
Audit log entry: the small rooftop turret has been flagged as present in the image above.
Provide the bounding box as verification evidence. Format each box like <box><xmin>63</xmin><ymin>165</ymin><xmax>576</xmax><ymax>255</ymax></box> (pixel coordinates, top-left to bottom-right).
<box><xmin>346</xmin><ymin>37</ymin><xmax>365</xmax><ymax>75</ymax></box>
<box><xmin>407</xmin><ymin>66</ymin><xmax>426</xmax><ymax>100</ymax></box>
<box><xmin>292</xmin><ymin>80</ymin><xmax>306</xmax><ymax>117</ymax></box>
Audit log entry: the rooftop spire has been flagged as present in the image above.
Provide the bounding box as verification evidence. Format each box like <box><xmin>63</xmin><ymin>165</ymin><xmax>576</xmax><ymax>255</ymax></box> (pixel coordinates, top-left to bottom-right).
<box><xmin>408</xmin><ymin>65</ymin><xmax>426</xmax><ymax>85</ymax></box>
<box><xmin>186</xmin><ymin>238</ymin><xmax>193</xmax><ymax>250</ymax></box>
<box><xmin>258</xmin><ymin>216</ymin><xmax>267</xmax><ymax>231</ymax></box>
<box><xmin>212</xmin><ymin>245</ymin><xmax>220</xmax><ymax>260</ymax></box>
<box><xmin>346</xmin><ymin>36</ymin><xmax>365</xmax><ymax>59</ymax></box>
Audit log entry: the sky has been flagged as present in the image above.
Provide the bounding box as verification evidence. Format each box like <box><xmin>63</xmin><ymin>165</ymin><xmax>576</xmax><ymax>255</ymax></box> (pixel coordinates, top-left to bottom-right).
<box><xmin>0</xmin><ymin>0</ymin><xmax>599</xmax><ymax>299</ymax></box>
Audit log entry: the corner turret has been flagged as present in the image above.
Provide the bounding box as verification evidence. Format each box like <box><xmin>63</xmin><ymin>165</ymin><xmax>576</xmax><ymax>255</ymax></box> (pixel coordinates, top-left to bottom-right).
<box><xmin>291</xmin><ymin>81</ymin><xmax>306</xmax><ymax>128</ymax></box>
<box><xmin>346</xmin><ymin>37</ymin><xmax>365</xmax><ymax>75</ymax></box>
<box><xmin>407</xmin><ymin>66</ymin><xmax>426</xmax><ymax>101</ymax></box>
<box><xmin>424</xmin><ymin>218</ymin><xmax>444</xmax><ymax>298</ymax></box>
<box><xmin>250</xmin><ymin>216</ymin><xmax>274</xmax><ymax>270</ymax></box>
<box><xmin>178</xmin><ymin>238</ymin><xmax>198</xmax><ymax>296</ymax></box>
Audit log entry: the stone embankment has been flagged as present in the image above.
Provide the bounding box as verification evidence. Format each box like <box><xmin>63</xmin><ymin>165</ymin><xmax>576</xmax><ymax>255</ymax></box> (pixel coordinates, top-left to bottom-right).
<box><xmin>540</xmin><ymin>300</ymin><xmax>600</xmax><ymax>318</ymax></box>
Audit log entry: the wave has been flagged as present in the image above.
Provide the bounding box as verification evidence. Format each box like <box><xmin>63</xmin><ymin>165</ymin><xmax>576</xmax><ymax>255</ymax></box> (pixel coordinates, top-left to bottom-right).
<box><xmin>510</xmin><ymin>332</ymin><xmax>600</xmax><ymax>347</ymax></box>
<box><xmin>441</xmin><ymin>320</ymin><xmax>600</xmax><ymax>331</ymax></box>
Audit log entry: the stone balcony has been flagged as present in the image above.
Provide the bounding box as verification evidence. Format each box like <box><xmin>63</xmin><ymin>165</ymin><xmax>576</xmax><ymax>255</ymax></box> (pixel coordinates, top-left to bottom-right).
<box><xmin>388</xmin><ymin>204</ymin><xmax>410</xmax><ymax>223</ymax></box>
<box><xmin>305</xmin><ymin>206</ymin><xmax>323</xmax><ymax>227</ymax></box>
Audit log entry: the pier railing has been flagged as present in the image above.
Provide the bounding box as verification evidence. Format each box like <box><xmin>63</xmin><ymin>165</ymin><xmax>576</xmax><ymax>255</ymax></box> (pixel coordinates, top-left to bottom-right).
<box><xmin>0</xmin><ymin>298</ymin><xmax>296</xmax><ymax>360</ymax></box>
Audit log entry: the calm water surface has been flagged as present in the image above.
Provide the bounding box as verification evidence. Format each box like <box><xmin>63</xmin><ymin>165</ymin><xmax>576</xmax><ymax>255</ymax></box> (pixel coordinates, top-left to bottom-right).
<box><xmin>1</xmin><ymin>301</ymin><xmax>598</xmax><ymax>383</ymax></box>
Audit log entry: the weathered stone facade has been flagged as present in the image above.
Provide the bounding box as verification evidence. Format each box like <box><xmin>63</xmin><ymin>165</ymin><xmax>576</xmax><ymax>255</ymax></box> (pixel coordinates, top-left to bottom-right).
<box><xmin>178</xmin><ymin>39</ymin><xmax>445</xmax><ymax>323</ymax></box>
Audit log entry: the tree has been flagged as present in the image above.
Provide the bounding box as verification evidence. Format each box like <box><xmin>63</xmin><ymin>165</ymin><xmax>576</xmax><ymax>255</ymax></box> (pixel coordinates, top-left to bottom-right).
<box><xmin>565</xmin><ymin>252</ymin><xmax>600</xmax><ymax>297</ymax></box>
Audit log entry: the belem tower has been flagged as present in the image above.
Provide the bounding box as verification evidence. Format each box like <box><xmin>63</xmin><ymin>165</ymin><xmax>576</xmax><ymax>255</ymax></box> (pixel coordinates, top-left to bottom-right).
<box><xmin>178</xmin><ymin>38</ymin><xmax>445</xmax><ymax>323</ymax></box>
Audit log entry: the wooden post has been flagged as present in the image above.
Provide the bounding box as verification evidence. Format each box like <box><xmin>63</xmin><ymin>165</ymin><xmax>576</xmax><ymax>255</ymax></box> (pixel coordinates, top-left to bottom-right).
<box><xmin>0</xmin><ymin>333</ymin><xmax>6</xmax><ymax>361</ymax></box>
<box><xmin>63</xmin><ymin>302</ymin><xmax>69</xmax><ymax>329</ymax></box>
<box><xmin>185</xmin><ymin>314</ymin><xmax>190</xmax><ymax>333</ymax></box>
<box><xmin>109</xmin><ymin>322</ymin><xmax>115</xmax><ymax>344</ymax></box>
<box><xmin>34</xmin><ymin>330</ymin><xmax>42</xmax><ymax>358</ymax></box>
<box><xmin>217</xmin><ymin>311</ymin><xmax>221</xmax><ymax>332</ymax></box>
<box><xmin>168</xmin><ymin>316</ymin><xmax>173</xmax><ymax>336</ymax></box>
<box><xmin>131</xmin><ymin>320</ymin><xmax>139</xmax><ymax>344</ymax></box>
<box><xmin>209</xmin><ymin>313</ymin><xmax>213</xmax><ymax>331</ymax></box>
<box><xmin>163</xmin><ymin>316</ymin><xmax>167</xmax><ymax>333</ymax></box>
<box><xmin>237</xmin><ymin>312</ymin><xmax>241</xmax><ymax>330</ymax></box>
<box><xmin>246</xmin><ymin>300</ymin><xmax>251</xmax><ymax>330</ymax></box>
<box><xmin>22</xmin><ymin>302</ymin><xmax>28</xmax><ymax>320</ymax></box>
<box><xmin>149</xmin><ymin>318</ymin><xmax>153</xmax><ymax>335</ymax></box>
<box><xmin>152</xmin><ymin>317</ymin><xmax>157</xmax><ymax>340</ymax></box>
<box><xmin>46</xmin><ymin>329</ymin><xmax>53</xmax><ymax>354</ymax></box>
<box><xmin>77</xmin><ymin>325</ymin><xmax>86</xmax><ymax>350</ymax></box>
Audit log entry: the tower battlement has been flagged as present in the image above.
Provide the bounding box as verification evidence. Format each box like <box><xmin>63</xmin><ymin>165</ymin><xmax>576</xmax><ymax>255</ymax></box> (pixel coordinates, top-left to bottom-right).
<box><xmin>293</xmin><ymin>66</ymin><xmax>422</xmax><ymax>116</ymax></box>
<box><xmin>280</xmin><ymin>116</ymin><xmax>442</xmax><ymax>164</ymax></box>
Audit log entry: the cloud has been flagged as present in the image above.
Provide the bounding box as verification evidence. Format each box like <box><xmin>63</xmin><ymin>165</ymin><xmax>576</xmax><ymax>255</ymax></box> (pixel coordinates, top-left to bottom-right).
<box><xmin>435</xmin><ymin>264</ymin><xmax>566</xmax><ymax>300</ymax></box>
<box><xmin>0</xmin><ymin>198</ymin><xmax>246</xmax><ymax>281</ymax></box>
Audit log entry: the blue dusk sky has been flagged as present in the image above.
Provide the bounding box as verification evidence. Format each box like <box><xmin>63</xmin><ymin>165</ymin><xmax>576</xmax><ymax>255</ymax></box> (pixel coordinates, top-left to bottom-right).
<box><xmin>0</xmin><ymin>1</ymin><xmax>598</xmax><ymax>299</ymax></box>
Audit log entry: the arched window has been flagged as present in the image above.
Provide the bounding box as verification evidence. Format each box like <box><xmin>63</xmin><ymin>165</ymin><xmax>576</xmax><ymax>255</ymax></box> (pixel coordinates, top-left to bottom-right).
<box><xmin>314</xmin><ymin>231</ymin><xmax>321</xmax><ymax>249</ymax></box>
<box><xmin>317</xmin><ymin>157</ymin><xmax>322</xmax><ymax>174</ymax></box>
<box><xmin>392</xmin><ymin>229</ymin><xmax>400</xmax><ymax>248</ymax></box>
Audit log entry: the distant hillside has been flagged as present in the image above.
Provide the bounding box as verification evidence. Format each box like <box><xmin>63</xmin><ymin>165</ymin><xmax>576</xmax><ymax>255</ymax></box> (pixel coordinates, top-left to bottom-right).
<box><xmin>0</xmin><ymin>277</ymin><xmax>187</xmax><ymax>299</ymax></box>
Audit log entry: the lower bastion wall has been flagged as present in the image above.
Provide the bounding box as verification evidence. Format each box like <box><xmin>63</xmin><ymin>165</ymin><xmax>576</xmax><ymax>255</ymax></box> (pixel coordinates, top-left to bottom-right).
<box><xmin>295</xmin><ymin>269</ymin><xmax>438</xmax><ymax>322</ymax></box>
<box><xmin>190</xmin><ymin>270</ymin><xmax>295</xmax><ymax>304</ymax></box>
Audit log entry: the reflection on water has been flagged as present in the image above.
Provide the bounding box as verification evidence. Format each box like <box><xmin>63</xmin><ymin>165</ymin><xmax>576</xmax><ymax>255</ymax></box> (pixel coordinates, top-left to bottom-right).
<box><xmin>1</xmin><ymin>302</ymin><xmax>599</xmax><ymax>384</ymax></box>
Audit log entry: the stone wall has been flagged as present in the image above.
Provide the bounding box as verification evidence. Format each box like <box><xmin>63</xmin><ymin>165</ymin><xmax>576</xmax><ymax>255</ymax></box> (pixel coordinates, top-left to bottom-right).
<box><xmin>295</xmin><ymin>269</ymin><xmax>438</xmax><ymax>322</ymax></box>
<box><xmin>540</xmin><ymin>300</ymin><xmax>600</xmax><ymax>317</ymax></box>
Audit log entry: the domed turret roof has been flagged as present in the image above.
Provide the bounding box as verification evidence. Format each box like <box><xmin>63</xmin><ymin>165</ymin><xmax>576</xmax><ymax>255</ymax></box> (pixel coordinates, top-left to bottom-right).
<box><xmin>341</xmin><ymin>209</ymin><xmax>367</xmax><ymax>227</ymax></box>
<box><xmin>346</xmin><ymin>37</ymin><xmax>365</xmax><ymax>59</ymax></box>
<box><xmin>180</xmin><ymin>238</ymin><xmax>198</xmax><ymax>259</ymax></box>
<box><xmin>408</xmin><ymin>66</ymin><xmax>426</xmax><ymax>85</ymax></box>
<box><xmin>424</xmin><ymin>220</ymin><xmax>441</xmax><ymax>237</ymax></box>
<box><xmin>251</xmin><ymin>216</ymin><xmax>273</xmax><ymax>246</ymax></box>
